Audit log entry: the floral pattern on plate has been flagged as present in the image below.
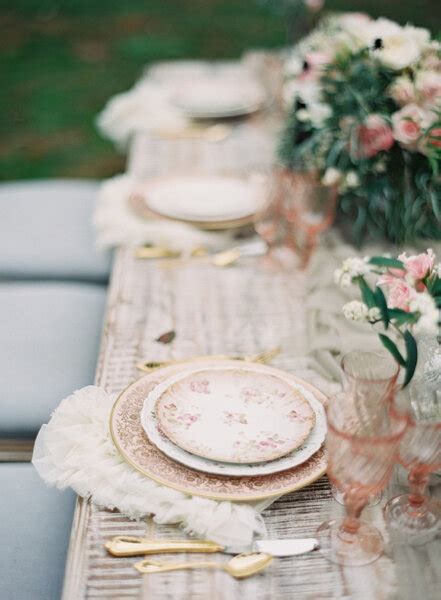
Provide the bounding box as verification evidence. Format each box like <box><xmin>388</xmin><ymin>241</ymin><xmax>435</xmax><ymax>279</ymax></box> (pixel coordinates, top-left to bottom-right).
<box><xmin>141</xmin><ymin>364</ymin><xmax>326</xmax><ymax>477</ymax></box>
<box><xmin>110</xmin><ymin>359</ymin><xmax>327</xmax><ymax>501</ymax></box>
<box><xmin>155</xmin><ymin>368</ymin><xmax>316</xmax><ymax>463</ymax></box>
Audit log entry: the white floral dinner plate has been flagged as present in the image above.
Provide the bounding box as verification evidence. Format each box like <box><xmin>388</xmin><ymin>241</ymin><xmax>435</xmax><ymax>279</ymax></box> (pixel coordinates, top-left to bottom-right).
<box><xmin>134</xmin><ymin>175</ymin><xmax>261</xmax><ymax>226</ymax></box>
<box><xmin>170</xmin><ymin>79</ymin><xmax>266</xmax><ymax>118</ymax></box>
<box><xmin>110</xmin><ymin>359</ymin><xmax>327</xmax><ymax>501</ymax></box>
<box><xmin>141</xmin><ymin>365</ymin><xmax>326</xmax><ymax>476</ymax></box>
<box><xmin>154</xmin><ymin>367</ymin><xmax>316</xmax><ymax>463</ymax></box>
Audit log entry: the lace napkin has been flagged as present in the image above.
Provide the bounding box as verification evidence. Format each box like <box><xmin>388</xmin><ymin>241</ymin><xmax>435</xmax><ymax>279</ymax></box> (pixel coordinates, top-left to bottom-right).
<box><xmin>32</xmin><ymin>386</ymin><xmax>270</xmax><ymax>548</ymax></box>
<box><xmin>93</xmin><ymin>174</ymin><xmax>238</xmax><ymax>252</ymax></box>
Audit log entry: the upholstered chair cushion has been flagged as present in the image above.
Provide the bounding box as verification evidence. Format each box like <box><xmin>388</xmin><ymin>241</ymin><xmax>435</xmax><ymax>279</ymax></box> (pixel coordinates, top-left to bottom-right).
<box><xmin>0</xmin><ymin>179</ymin><xmax>111</xmax><ymax>283</ymax></box>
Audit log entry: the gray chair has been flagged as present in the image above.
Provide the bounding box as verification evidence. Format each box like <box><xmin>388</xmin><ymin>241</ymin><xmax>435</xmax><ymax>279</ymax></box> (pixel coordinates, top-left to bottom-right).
<box><xmin>0</xmin><ymin>462</ymin><xmax>75</xmax><ymax>600</ymax></box>
<box><xmin>0</xmin><ymin>179</ymin><xmax>112</xmax><ymax>283</ymax></box>
<box><xmin>0</xmin><ymin>281</ymin><xmax>106</xmax><ymax>438</ymax></box>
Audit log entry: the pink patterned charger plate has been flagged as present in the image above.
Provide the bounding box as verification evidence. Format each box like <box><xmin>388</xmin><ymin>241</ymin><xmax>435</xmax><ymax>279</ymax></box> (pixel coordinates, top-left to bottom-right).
<box><xmin>110</xmin><ymin>360</ymin><xmax>327</xmax><ymax>501</ymax></box>
<box><xmin>155</xmin><ymin>368</ymin><xmax>315</xmax><ymax>464</ymax></box>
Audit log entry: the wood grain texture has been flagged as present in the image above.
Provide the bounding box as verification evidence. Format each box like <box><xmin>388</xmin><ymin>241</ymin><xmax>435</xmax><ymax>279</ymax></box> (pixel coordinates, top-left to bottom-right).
<box><xmin>62</xmin><ymin>57</ymin><xmax>441</xmax><ymax>599</ymax></box>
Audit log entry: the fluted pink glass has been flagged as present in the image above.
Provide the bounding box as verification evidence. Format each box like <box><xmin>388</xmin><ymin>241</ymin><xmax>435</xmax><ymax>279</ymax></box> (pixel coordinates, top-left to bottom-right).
<box><xmin>316</xmin><ymin>391</ymin><xmax>407</xmax><ymax>566</ymax></box>
<box><xmin>253</xmin><ymin>169</ymin><xmax>337</xmax><ymax>269</ymax></box>
<box><xmin>329</xmin><ymin>351</ymin><xmax>401</xmax><ymax>507</ymax></box>
<box><xmin>341</xmin><ymin>350</ymin><xmax>400</xmax><ymax>407</ymax></box>
<box><xmin>385</xmin><ymin>383</ymin><xmax>441</xmax><ymax>544</ymax></box>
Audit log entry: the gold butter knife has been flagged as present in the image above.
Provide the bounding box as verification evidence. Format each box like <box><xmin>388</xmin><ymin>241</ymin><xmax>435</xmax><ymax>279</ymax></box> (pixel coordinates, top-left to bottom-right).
<box><xmin>105</xmin><ymin>536</ymin><xmax>223</xmax><ymax>557</ymax></box>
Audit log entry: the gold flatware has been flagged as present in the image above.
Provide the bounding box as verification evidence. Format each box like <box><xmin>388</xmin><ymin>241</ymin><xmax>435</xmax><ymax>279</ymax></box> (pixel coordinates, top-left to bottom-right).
<box><xmin>211</xmin><ymin>247</ymin><xmax>242</xmax><ymax>267</ymax></box>
<box><xmin>136</xmin><ymin>346</ymin><xmax>281</xmax><ymax>372</ymax></box>
<box><xmin>152</xmin><ymin>124</ymin><xmax>231</xmax><ymax>142</ymax></box>
<box><xmin>105</xmin><ymin>536</ymin><xmax>222</xmax><ymax>557</ymax></box>
<box><xmin>134</xmin><ymin>246</ymin><xmax>181</xmax><ymax>259</ymax></box>
<box><xmin>134</xmin><ymin>552</ymin><xmax>273</xmax><ymax>579</ymax></box>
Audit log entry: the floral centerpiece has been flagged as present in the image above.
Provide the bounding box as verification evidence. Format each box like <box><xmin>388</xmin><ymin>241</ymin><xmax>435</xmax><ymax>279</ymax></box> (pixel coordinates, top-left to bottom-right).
<box><xmin>335</xmin><ymin>249</ymin><xmax>441</xmax><ymax>385</ymax></box>
<box><xmin>279</xmin><ymin>13</ymin><xmax>441</xmax><ymax>244</ymax></box>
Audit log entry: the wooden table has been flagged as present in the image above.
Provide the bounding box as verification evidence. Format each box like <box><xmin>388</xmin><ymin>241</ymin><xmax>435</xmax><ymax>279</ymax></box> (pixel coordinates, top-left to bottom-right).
<box><xmin>62</xmin><ymin>59</ymin><xmax>441</xmax><ymax>600</ymax></box>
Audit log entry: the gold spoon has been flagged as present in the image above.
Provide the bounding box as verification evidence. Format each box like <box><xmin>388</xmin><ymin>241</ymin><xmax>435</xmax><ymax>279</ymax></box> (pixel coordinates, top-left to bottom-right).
<box><xmin>135</xmin><ymin>552</ymin><xmax>273</xmax><ymax>579</ymax></box>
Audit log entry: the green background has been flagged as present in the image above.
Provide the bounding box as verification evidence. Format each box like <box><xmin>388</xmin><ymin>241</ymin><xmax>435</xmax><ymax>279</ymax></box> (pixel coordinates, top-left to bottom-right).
<box><xmin>1</xmin><ymin>0</ymin><xmax>440</xmax><ymax>181</ymax></box>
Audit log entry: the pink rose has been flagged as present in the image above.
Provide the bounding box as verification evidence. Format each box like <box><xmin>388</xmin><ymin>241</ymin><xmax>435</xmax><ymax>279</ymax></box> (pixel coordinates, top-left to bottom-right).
<box><xmin>389</xmin><ymin>77</ymin><xmax>415</xmax><ymax>106</ymax></box>
<box><xmin>387</xmin><ymin>280</ymin><xmax>415</xmax><ymax>311</ymax></box>
<box><xmin>305</xmin><ymin>0</ymin><xmax>324</xmax><ymax>12</ymax></box>
<box><xmin>391</xmin><ymin>104</ymin><xmax>434</xmax><ymax>150</ymax></box>
<box><xmin>415</xmin><ymin>70</ymin><xmax>441</xmax><ymax>109</ymax></box>
<box><xmin>354</xmin><ymin>115</ymin><xmax>394</xmax><ymax>159</ymax></box>
<box><xmin>399</xmin><ymin>249</ymin><xmax>435</xmax><ymax>281</ymax></box>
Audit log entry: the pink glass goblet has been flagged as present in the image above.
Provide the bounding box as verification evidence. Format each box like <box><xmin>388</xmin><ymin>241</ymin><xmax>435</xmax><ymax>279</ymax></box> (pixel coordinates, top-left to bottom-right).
<box><xmin>385</xmin><ymin>383</ymin><xmax>441</xmax><ymax>544</ymax></box>
<box><xmin>316</xmin><ymin>392</ymin><xmax>407</xmax><ymax>566</ymax></box>
<box><xmin>280</xmin><ymin>169</ymin><xmax>337</xmax><ymax>269</ymax></box>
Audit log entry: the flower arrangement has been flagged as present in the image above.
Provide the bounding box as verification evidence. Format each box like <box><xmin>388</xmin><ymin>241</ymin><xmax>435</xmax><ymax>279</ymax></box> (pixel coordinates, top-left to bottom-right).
<box><xmin>335</xmin><ymin>249</ymin><xmax>441</xmax><ymax>385</ymax></box>
<box><xmin>279</xmin><ymin>13</ymin><xmax>441</xmax><ymax>244</ymax></box>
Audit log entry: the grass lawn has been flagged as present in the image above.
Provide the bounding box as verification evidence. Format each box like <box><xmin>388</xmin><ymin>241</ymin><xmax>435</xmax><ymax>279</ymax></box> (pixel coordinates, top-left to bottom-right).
<box><xmin>1</xmin><ymin>0</ymin><xmax>440</xmax><ymax>180</ymax></box>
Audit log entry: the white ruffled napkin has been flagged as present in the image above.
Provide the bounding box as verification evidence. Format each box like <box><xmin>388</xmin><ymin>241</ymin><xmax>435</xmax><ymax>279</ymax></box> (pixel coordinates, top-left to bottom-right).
<box><xmin>93</xmin><ymin>174</ymin><xmax>238</xmax><ymax>252</ymax></box>
<box><xmin>32</xmin><ymin>386</ymin><xmax>270</xmax><ymax>547</ymax></box>
<box><xmin>96</xmin><ymin>79</ymin><xmax>188</xmax><ymax>149</ymax></box>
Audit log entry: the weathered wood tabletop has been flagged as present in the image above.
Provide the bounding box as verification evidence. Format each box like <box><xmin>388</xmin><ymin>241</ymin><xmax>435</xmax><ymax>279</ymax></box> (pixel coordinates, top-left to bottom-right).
<box><xmin>62</xmin><ymin>59</ymin><xmax>441</xmax><ymax>600</ymax></box>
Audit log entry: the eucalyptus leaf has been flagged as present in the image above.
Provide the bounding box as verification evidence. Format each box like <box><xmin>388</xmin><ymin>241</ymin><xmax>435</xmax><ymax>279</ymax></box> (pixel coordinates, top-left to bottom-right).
<box><xmin>368</xmin><ymin>257</ymin><xmax>404</xmax><ymax>269</ymax></box>
<box><xmin>403</xmin><ymin>331</ymin><xmax>418</xmax><ymax>387</ymax></box>
<box><xmin>379</xmin><ymin>334</ymin><xmax>406</xmax><ymax>367</ymax></box>
<box><xmin>374</xmin><ymin>286</ymin><xmax>389</xmax><ymax>328</ymax></box>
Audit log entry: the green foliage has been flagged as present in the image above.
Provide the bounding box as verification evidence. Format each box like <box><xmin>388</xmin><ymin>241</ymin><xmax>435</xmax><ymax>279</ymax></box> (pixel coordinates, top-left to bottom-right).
<box><xmin>278</xmin><ymin>27</ymin><xmax>441</xmax><ymax>245</ymax></box>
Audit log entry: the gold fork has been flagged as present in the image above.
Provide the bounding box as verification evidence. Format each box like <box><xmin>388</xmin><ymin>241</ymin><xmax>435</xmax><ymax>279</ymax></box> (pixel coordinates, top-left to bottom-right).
<box><xmin>136</xmin><ymin>346</ymin><xmax>281</xmax><ymax>372</ymax></box>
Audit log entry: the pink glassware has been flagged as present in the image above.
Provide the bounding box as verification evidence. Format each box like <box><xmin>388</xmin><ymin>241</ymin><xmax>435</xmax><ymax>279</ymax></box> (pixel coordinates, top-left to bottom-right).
<box><xmin>253</xmin><ymin>169</ymin><xmax>337</xmax><ymax>269</ymax></box>
<box><xmin>385</xmin><ymin>383</ymin><xmax>441</xmax><ymax>544</ymax></box>
<box><xmin>341</xmin><ymin>350</ymin><xmax>400</xmax><ymax>406</ymax></box>
<box><xmin>316</xmin><ymin>391</ymin><xmax>407</xmax><ymax>566</ymax></box>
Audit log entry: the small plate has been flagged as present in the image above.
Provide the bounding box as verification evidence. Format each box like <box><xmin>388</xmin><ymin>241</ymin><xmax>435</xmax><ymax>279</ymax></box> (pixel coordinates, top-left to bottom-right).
<box><xmin>155</xmin><ymin>367</ymin><xmax>316</xmax><ymax>463</ymax></box>
<box><xmin>141</xmin><ymin>365</ymin><xmax>326</xmax><ymax>476</ymax></box>
<box><xmin>170</xmin><ymin>79</ymin><xmax>266</xmax><ymax>119</ymax></box>
<box><xmin>130</xmin><ymin>175</ymin><xmax>262</xmax><ymax>230</ymax></box>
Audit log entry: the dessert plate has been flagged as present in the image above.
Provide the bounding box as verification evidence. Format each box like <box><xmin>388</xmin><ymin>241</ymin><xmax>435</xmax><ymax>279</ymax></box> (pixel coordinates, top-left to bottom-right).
<box><xmin>132</xmin><ymin>175</ymin><xmax>260</xmax><ymax>228</ymax></box>
<box><xmin>141</xmin><ymin>365</ymin><xmax>326</xmax><ymax>476</ymax></box>
<box><xmin>155</xmin><ymin>367</ymin><xmax>315</xmax><ymax>463</ymax></box>
<box><xmin>110</xmin><ymin>360</ymin><xmax>327</xmax><ymax>501</ymax></box>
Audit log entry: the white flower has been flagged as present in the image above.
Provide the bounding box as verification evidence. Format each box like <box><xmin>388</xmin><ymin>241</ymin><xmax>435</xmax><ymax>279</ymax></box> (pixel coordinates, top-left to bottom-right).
<box><xmin>343</xmin><ymin>301</ymin><xmax>369</xmax><ymax>322</ymax></box>
<box><xmin>360</xmin><ymin>18</ymin><xmax>423</xmax><ymax>70</ymax></box>
<box><xmin>322</xmin><ymin>167</ymin><xmax>342</xmax><ymax>186</ymax></box>
<box><xmin>334</xmin><ymin>256</ymin><xmax>371</xmax><ymax>287</ymax></box>
<box><xmin>308</xmin><ymin>102</ymin><xmax>332</xmax><ymax>127</ymax></box>
<box><xmin>434</xmin><ymin>263</ymin><xmax>441</xmax><ymax>277</ymax></box>
<box><xmin>410</xmin><ymin>293</ymin><xmax>439</xmax><ymax>335</ymax></box>
<box><xmin>296</xmin><ymin>108</ymin><xmax>311</xmax><ymax>122</ymax></box>
<box><xmin>345</xmin><ymin>171</ymin><xmax>360</xmax><ymax>188</ymax></box>
<box><xmin>284</xmin><ymin>54</ymin><xmax>303</xmax><ymax>78</ymax></box>
<box><xmin>367</xmin><ymin>307</ymin><xmax>382</xmax><ymax>323</ymax></box>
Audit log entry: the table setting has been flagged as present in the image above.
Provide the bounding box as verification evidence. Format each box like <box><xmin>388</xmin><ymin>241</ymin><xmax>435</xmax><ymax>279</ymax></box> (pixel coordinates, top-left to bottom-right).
<box><xmin>32</xmin><ymin>13</ymin><xmax>441</xmax><ymax>600</ymax></box>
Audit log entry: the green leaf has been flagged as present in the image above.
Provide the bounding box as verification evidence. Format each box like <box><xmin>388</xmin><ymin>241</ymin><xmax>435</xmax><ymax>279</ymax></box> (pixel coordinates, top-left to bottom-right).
<box><xmin>388</xmin><ymin>308</ymin><xmax>418</xmax><ymax>327</ymax></box>
<box><xmin>374</xmin><ymin>286</ymin><xmax>390</xmax><ymax>328</ymax></box>
<box><xmin>368</xmin><ymin>257</ymin><xmax>405</xmax><ymax>269</ymax></box>
<box><xmin>379</xmin><ymin>334</ymin><xmax>406</xmax><ymax>367</ymax></box>
<box><xmin>403</xmin><ymin>331</ymin><xmax>418</xmax><ymax>387</ymax></box>
<box><xmin>358</xmin><ymin>277</ymin><xmax>376</xmax><ymax>308</ymax></box>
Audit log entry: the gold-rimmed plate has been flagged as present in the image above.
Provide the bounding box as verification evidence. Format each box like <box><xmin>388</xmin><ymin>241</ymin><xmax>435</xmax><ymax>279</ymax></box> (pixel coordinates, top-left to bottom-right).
<box><xmin>110</xmin><ymin>359</ymin><xmax>327</xmax><ymax>501</ymax></box>
<box><xmin>129</xmin><ymin>175</ymin><xmax>261</xmax><ymax>231</ymax></box>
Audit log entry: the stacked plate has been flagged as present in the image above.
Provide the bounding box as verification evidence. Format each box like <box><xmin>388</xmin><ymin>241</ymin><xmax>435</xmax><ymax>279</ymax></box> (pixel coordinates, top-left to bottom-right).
<box><xmin>130</xmin><ymin>174</ymin><xmax>265</xmax><ymax>230</ymax></box>
<box><xmin>110</xmin><ymin>360</ymin><xmax>327</xmax><ymax>501</ymax></box>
